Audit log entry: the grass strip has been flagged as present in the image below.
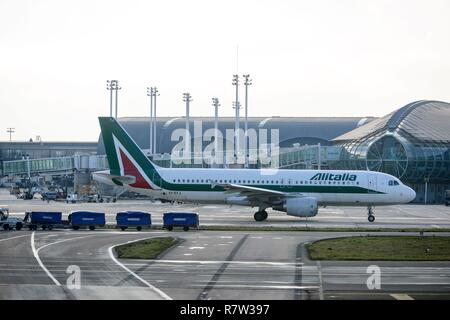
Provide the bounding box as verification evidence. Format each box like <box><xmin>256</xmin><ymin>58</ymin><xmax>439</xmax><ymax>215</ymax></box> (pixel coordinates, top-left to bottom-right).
<box><xmin>306</xmin><ymin>235</ymin><xmax>450</xmax><ymax>261</ymax></box>
<box><xmin>115</xmin><ymin>237</ymin><xmax>179</xmax><ymax>259</ymax></box>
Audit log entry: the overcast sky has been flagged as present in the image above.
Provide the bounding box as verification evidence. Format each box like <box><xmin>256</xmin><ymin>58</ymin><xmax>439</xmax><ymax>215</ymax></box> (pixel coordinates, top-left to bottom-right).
<box><xmin>1</xmin><ymin>0</ymin><xmax>449</xmax><ymax>141</ymax></box>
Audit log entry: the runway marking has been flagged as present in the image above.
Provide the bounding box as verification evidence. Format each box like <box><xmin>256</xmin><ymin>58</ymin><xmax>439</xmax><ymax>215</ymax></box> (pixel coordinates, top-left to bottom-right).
<box><xmin>30</xmin><ymin>232</ymin><xmax>61</xmax><ymax>286</ymax></box>
<box><xmin>317</xmin><ymin>261</ymin><xmax>324</xmax><ymax>300</ymax></box>
<box><xmin>0</xmin><ymin>234</ymin><xmax>31</xmax><ymax>242</ymax></box>
<box><xmin>193</xmin><ymin>284</ymin><xmax>320</xmax><ymax>290</ymax></box>
<box><xmin>390</xmin><ymin>293</ymin><xmax>414</xmax><ymax>300</ymax></box>
<box><xmin>124</xmin><ymin>260</ymin><xmax>303</xmax><ymax>266</ymax></box>
<box><xmin>108</xmin><ymin>237</ymin><xmax>172</xmax><ymax>300</ymax></box>
<box><xmin>316</xmin><ymin>216</ymin><xmax>449</xmax><ymax>221</ymax></box>
<box><xmin>189</xmin><ymin>247</ymin><xmax>205</xmax><ymax>250</ymax></box>
<box><xmin>36</xmin><ymin>235</ymin><xmax>93</xmax><ymax>253</ymax></box>
<box><xmin>197</xmin><ymin>234</ymin><xmax>249</xmax><ymax>300</ymax></box>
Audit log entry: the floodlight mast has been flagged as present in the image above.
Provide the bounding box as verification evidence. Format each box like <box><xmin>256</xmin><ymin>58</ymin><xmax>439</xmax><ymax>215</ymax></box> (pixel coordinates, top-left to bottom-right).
<box><xmin>232</xmin><ymin>75</ymin><xmax>240</xmax><ymax>162</ymax></box>
<box><xmin>243</xmin><ymin>74</ymin><xmax>252</xmax><ymax>168</ymax></box>
<box><xmin>183</xmin><ymin>93</ymin><xmax>193</xmax><ymax>160</ymax></box>
<box><xmin>106</xmin><ymin>80</ymin><xmax>121</xmax><ymax>118</ymax></box>
<box><xmin>212</xmin><ymin>98</ymin><xmax>221</xmax><ymax>160</ymax></box>
<box><xmin>146</xmin><ymin>87</ymin><xmax>153</xmax><ymax>155</ymax></box>
<box><xmin>6</xmin><ymin>127</ymin><xmax>15</xmax><ymax>142</ymax></box>
<box><xmin>106</xmin><ymin>80</ymin><xmax>113</xmax><ymax>117</ymax></box>
<box><xmin>152</xmin><ymin>87</ymin><xmax>159</xmax><ymax>154</ymax></box>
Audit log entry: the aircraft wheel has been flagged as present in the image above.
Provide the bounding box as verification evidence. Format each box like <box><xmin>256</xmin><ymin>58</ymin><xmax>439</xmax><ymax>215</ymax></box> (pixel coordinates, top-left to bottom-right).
<box><xmin>261</xmin><ymin>210</ymin><xmax>268</xmax><ymax>221</ymax></box>
<box><xmin>254</xmin><ymin>210</ymin><xmax>268</xmax><ymax>222</ymax></box>
<box><xmin>368</xmin><ymin>215</ymin><xmax>375</xmax><ymax>223</ymax></box>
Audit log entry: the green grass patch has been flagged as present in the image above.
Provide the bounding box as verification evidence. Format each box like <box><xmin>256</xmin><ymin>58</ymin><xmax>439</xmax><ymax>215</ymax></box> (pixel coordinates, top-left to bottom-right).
<box><xmin>307</xmin><ymin>236</ymin><xmax>450</xmax><ymax>261</ymax></box>
<box><xmin>115</xmin><ymin>237</ymin><xmax>179</xmax><ymax>259</ymax></box>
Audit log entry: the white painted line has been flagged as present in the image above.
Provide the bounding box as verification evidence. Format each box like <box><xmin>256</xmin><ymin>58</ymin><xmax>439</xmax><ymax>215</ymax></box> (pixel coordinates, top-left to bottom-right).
<box><xmin>0</xmin><ymin>234</ymin><xmax>31</xmax><ymax>242</ymax></box>
<box><xmin>125</xmin><ymin>259</ymin><xmax>304</xmax><ymax>266</ymax></box>
<box><xmin>317</xmin><ymin>261</ymin><xmax>324</xmax><ymax>300</ymax></box>
<box><xmin>37</xmin><ymin>236</ymin><xmax>93</xmax><ymax>253</ymax></box>
<box><xmin>30</xmin><ymin>232</ymin><xmax>61</xmax><ymax>286</ymax></box>
<box><xmin>193</xmin><ymin>284</ymin><xmax>320</xmax><ymax>290</ymax></box>
<box><xmin>189</xmin><ymin>247</ymin><xmax>205</xmax><ymax>250</ymax></box>
<box><xmin>390</xmin><ymin>294</ymin><xmax>414</xmax><ymax>300</ymax></box>
<box><xmin>108</xmin><ymin>237</ymin><xmax>172</xmax><ymax>300</ymax></box>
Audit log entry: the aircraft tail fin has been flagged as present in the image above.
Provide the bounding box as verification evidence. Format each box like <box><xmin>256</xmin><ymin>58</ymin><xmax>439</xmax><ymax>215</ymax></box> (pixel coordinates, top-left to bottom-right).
<box><xmin>98</xmin><ymin>117</ymin><xmax>162</xmax><ymax>189</ymax></box>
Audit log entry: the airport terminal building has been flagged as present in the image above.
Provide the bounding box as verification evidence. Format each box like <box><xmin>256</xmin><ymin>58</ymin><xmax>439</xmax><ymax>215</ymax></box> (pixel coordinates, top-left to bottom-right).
<box><xmin>331</xmin><ymin>100</ymin><xmax>450</xmax><ymax>204</ymax></box>
<box><xmin>1</xmin><ymin>100</ymin><xmax>449</xmax><ymax>203</ymax></box>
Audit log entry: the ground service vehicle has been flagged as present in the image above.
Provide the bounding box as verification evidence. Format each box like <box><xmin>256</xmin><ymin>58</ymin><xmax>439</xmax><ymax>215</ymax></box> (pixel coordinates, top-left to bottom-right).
<box><xmin>116</xmin><ymin>211</ymin><xmax>151</xmax><ymax>231</ymax></box>
<box><xmin>69</xmin><ymin>211</ymin><xmax>105</xmax><ymax>230</ymax></box>
<box><xmin>23</xmin><ymin>211</ymin><xmax>62</xmax><ymax>230</ymax></box>
<box><xmin>0</xmin><ymin>208</ymin><xmax>23</xmax><ymax>230</ymax></box>
<box><xmin>163</xmin><ymin>212</ymin><xmax>199</xmax><ymax>231</ymax></box>
<box><xmin>41</xmin><ymin>191</ymin><xmax>58</xmax><ymax>201</ymax></box>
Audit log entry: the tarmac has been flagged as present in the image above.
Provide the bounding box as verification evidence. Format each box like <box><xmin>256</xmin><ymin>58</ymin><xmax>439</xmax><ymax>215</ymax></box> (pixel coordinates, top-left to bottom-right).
<box><xmin>1</xmin><ymin>189</ymin><xmax>450</xmax><ymax>300</ymax></box>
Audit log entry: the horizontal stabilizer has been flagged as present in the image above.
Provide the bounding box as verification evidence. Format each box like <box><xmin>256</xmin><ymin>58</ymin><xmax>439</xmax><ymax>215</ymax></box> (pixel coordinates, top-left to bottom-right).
<box><xmin>94</xmin><ymin>172</ymin><xmax>136</xmax><ymax>186</ymax></box>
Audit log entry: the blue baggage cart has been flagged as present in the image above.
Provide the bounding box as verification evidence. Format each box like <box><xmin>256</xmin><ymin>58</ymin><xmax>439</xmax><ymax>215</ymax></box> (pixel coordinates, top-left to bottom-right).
<box><xmin>163</xmin><ymin>212</ymin><xmax>199</xmax><ymax>231</ymax></box>
<box><xmin>116</xmin><ymin>211</ymin><xmax>151</xmax><ymax>231</ymax></box>
<box><xmin>24</xmin><ymin>211</ymin><xmax>62</xmax><ymax>231</ymax></box>
<box><xmin>69</xmin><ymin>211</ymin><xmax>105</xmax><ymax>231</ymax></box>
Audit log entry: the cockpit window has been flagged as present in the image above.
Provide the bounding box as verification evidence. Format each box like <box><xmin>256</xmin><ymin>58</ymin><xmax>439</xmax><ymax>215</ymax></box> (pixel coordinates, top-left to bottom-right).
<box><xmin>388</xmin><ymin>180</ymin><xmax>400</xmax><ymax>186</ymax></box>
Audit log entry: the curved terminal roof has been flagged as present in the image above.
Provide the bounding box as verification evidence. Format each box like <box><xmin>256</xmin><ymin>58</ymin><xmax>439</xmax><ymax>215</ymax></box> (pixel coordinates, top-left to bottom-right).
<box><xmin>97</xmin><ymin>116</ymin><xmax>374</xmax><ymax>154</ymax></box>
<box><xmin>333</xmin><ymin>100</ymin><xmax>450</xmax><ymax>143</ymax></box>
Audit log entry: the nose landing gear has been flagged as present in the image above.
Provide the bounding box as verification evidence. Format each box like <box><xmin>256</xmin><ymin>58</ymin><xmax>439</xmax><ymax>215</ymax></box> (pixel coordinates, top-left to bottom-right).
<box><xmin>367</xmin><ymin>206</ymin><xmax>375</xmax><ymax>222</ymax></box>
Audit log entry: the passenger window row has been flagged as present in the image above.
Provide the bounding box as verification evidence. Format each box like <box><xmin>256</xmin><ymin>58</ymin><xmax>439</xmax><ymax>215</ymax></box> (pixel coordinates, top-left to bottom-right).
<box><xmin>170</xmin><ymin>179</ymin><xmax>360</xmax><ymax>186</ymax></box>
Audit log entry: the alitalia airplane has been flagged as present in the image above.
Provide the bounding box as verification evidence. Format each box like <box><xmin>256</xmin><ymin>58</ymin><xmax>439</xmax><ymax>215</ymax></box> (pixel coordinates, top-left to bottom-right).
<box><xmin>94</xmin><ymin>117</ymin><xmax>416</xmax><ymax>223</ymax></box>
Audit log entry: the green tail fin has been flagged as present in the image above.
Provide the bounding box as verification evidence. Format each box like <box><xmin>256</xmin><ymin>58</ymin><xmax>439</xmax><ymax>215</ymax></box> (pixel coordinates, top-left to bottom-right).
<box><xmin>98</xmin><ymin>117</ymin><xmax>161</xmax><ymax>189</ymax></box>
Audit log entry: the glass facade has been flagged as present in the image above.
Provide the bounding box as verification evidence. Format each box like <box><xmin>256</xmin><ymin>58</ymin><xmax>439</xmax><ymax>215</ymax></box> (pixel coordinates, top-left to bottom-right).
<box><xmin>332</xmin><ymin>101</ymin><xmax>450</xmax><ymax>184</ymax></box>
<box><xmin>2</xmin><ymin>157</ymin><xmax>75</xmax><ymax>175</ymax></box>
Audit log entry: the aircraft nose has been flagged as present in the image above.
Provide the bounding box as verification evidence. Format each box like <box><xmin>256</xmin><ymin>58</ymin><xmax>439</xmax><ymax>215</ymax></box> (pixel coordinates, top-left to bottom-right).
<box><xmin>406</xmin><ymin>186</ymin><xmax>416</xmax><ymax>203</ymax></box>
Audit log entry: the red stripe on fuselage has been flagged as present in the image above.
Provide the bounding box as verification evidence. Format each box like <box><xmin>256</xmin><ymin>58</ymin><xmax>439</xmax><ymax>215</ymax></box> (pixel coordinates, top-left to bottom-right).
<box><xmin>119</xmin><ymin>149</ymin><xmax>152</xmax><ymax>189</ymax></box>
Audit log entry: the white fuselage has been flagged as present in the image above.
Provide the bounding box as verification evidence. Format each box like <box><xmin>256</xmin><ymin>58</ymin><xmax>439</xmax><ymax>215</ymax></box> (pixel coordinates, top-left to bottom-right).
<box><xmin>93</xmin><ymin>168</ymin><xmax>416</xmax><ymax>207</ymax></box>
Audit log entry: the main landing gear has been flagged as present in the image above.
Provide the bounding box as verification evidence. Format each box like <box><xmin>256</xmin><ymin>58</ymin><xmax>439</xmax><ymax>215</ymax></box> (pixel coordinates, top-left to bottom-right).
<box><xmin>367</xmin><ymin>206</ymin><xmax>375</xmax><ymax>222</ymax></box>
<box><xmin>254</xmin><ymin>210</ymin><xmax>268</xmax><ymax>222</ymax></box>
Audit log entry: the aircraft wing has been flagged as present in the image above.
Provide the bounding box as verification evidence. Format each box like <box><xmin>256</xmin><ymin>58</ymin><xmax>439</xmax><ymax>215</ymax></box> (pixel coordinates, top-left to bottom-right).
<box><xmin>213</xmin><ymin>182</ymin><xmax>300</xmax><ymax>206</ymax></box>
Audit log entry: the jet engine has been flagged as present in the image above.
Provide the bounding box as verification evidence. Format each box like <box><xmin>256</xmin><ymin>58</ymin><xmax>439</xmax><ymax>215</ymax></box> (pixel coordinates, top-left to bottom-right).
<box><xmin>273</xmin><ymin>197</ymin><xmax>318</xmax><ymax>217</ymax></box>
